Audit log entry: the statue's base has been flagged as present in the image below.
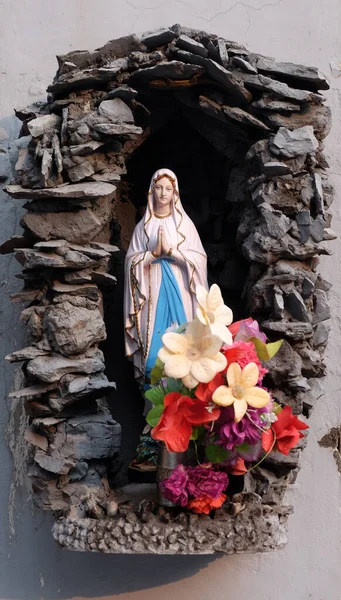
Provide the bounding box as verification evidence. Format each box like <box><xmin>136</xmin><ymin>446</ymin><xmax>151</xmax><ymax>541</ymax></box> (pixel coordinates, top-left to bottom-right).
<box><xmin>52</xmin><ymin>484</ymin><xmax>293</xmax><ymax>555</ymax></box>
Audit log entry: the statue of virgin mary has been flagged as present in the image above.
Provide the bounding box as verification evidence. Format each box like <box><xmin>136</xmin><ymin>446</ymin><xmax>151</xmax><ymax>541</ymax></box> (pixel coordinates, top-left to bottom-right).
<box><xmin>124</xmin><ymin>168</ymin><xmax>208</xmax><ymax>382</ymax></box>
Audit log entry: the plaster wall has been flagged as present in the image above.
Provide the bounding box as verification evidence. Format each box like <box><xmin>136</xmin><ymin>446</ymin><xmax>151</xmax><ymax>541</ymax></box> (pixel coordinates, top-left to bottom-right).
<box><xmin>0</xmin><ymin>1</ymin><xmax>340</xmax><ymax>599</ymax></box>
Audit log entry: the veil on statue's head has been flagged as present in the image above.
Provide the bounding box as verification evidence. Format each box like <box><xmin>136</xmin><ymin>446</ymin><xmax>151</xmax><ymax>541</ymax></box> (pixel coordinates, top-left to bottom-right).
<box><xmin>143</xmin><ymin>168</ymin><xmax>188</xmax><ymax>249</ymax></box>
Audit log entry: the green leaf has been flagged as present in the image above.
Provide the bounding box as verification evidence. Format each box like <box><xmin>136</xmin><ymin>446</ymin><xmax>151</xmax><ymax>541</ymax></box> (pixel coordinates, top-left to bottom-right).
<box><xmin>166</xmin><ymin>378</ymin><xmax>181</xmax><ymax>392</ymax></box>
<box><xmin>251</xmin><ymin>337</ymin><xmax>283</xmax><ymax>361</ymax></box>
<box><xmin>190</xmin><ymin>426</ymin><xmax>200</xmax><ymax>441</ymax></box>
<box><xmin>146</xmin><ymin>404</ymin><xmax>164</xmax><ymax>428</ymax></box>
<box><xmin>205</xmin><ymin>444</ymin><xmax>229</xmax><ymax>464</ymax></box>
<box><xmin>150</xmin><ymin>357</ymin><xmax>164</xmax><ymax>385</ymax></box>
<box><xmin>144</xmin><ymin>386</ymin><xmax>165</xmax><ymax>406</ymax></box>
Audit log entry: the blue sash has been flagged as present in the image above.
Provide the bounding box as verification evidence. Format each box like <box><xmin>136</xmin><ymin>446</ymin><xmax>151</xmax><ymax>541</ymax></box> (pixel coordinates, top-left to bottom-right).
<box><xmin>145</xmin><ymin>258</ymin><xmax>186</xmax><ymax>378</ymax></box>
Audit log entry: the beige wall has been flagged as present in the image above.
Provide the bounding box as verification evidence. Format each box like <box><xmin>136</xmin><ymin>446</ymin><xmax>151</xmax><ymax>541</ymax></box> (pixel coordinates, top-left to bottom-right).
<box><xmin>0</xmin><ymin>2</ymin><xmax>341</xmax><ymax>599</ymax></box>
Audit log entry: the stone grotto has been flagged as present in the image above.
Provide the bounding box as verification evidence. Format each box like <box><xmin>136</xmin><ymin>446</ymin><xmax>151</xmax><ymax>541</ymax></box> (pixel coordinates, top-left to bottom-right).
<box><xmin>0</xmin><ymin>24</ymin><xmax>334</xmax><ymax>554</ymax></box>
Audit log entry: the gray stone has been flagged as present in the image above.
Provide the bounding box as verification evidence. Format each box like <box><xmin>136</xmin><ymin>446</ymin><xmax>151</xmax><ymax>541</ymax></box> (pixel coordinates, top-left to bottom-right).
<box><xmin>238</xmin><ymin>72</ymin><xmax>323</xmax><ymax>103</ymax></box>
<box><xmin>21</xmin><ymin>198</ymin><xmax>112</xmax><ymax>245</ymax></box>
<box><xmin>5</xmin><ymin>346</ymin><xmax>50</xmax><ymax>362</ymax></box>
<box><xmin>251</xmin><ymin>96</ymin><xmax>300</xmax><ymax>112</ymax></box>
<box><xmin>45</xmin><ymin>301</ymin><xmax>106</xmax><ymax>356</ymax></box>
<box><xmin>15</xmin><ymin>249</ymin><xmax>96</xmax><ymax>270</ymax></box>
<box><xmin>313</xmin><ymin>321</ymin><xmax>331</xmax><ymax>347</ymax></box>
<box><xmin>205</xmin><ymin>59</ymin><xmax>251</xmax><ymax>103</ymax></box>
<box><xmin>262</xmin><ymin>320</ymin><xmax>313</xmax><ymax>340</ymax></box>
<box><xmin>310</xmin><ymin>216</ymin><xmax>326</xmax><ymax>242</ymax></box>
<box><xmin>177</xmin><ymin>35</ymin><xmax>208</xmax><ymax>58</ymax></box>
<box><xmin>222</xmin><ymin>105</ymin><xmax>270</xmax><ymax>131</ymax></box>
<box><xmin>51</xmin><ymin>281</ymin><xmax>100</xmax><ymax>300</ymax></box>
<box><xmin>90</xmin><ymin>242</ymin><xmax>120</xmax><ymax>253</ymax></box>
<box><xmin>296</xmin><ymin>210</ymin><xmax>311</xmax><ymax>243</ymax></box>
<box><xmin>130</xmin><ymin>60</ymin><xmax>204</xmax><ymax>83</ymax></box>
<box><xmin>232</xmin><ymin>56</ymin><xmax>257</xmax><ymax>73</ymax></box>
<box><xmin>0</xmin><ymin>149</ymin><xmax>10</xmax><ymax>180</ymax></box>
<box><xmin>313</xmin><ymin>290</ymin><xmax>330</xmax><ymax>323</ymax></box>
<box><xmin>284</xmin><ymin>289</ymin><xmax>310</xmax><ymax>322</ymax></box>
<box><xmin>265</xmin><ymin>340</ymin><xmax>302</xmax><ymax>386</ymax></box>
<box><xmin>5</xmin><ymin>182</ymin><xmax>116</xmax><ymax>200</ymax></box>
<box><xmin>70</xmin><ymin>141</ymin><xmax>104</xmax><ymax>156</ymax></box>
<box><xmin>217</xmin><ymin>38</ymin><xmax>229</xmax><ymax>68</ymax></box>
<box><xmin>288</xmin><ymin>376</ymin><xmax>311</xmax><ymax>393</ymax></box>
<box><xmin>265</xmin><ymin>104</ymin><xmax>332</xmax><ymax>140</ymax></box>
<box><xmin>206</xmin><ymin>40</ymin><xmax>220</xmax><ymax>63</ymax></box>
<box><xmin>92</xmin><ymin>123</ymin><xmax>142</xmax><ymax>136</ymax></box>
<box><xmin>273</xmin><ymin>289</ymin><xmax>285</xmax><ymax>319</ymax></box>
<box><xmin>106</xmin><ymin>86</ymin><xmax>138</xmax><ymax>101</ymax></box>
<box><xmin>68</xmin><ymin>244</ymin><xmax>110</xmax><ymax>259</ymax></box>
<box><xmin>8</xmin><ymin>382</ymin><xmax>57</xmax><ymax>400</ymax></box>
<box><xmin>263</xmin><ymin>162</ymin><xmax>292</xmax><ymax>177</ymax></box>
<box><xmin>47</xmin><ymin>59</ymin><xmax>129</xmax><ymax>94</ymax></box>
<box><xmin>141</xmin><ymin>27</ymin><xmax>177</xmax><ymax>49</ymax></box>
<box><xmin>27</xmin><ymin>114</ymin><xmax>61</xmax><ymax>137</ymax></box>
<box><xmin>255</xmin><ymin>57</ymin><xmax>329</xmax><ymax>90</ymax></box>
<box><xmin>27</xmin><ymin>349</ymin><xmax>105</xmax><ymax>383</ymax></box>
<box><xmin>302</xmin><ymin>277</ymin><xmax>315</xmax><ymax>298</ymax></box>
<box><xmin>34</xmin><ymin>239</ymin><xmax>69</xmax><ymax>252</ymax></box>
<box><xmin>65</xmin><ymin>269</ymin><xmax>93</xmax><ymax>284</ymax></box>
<box><xmin>270</xmin><ymin>126</ymin><xmax>318</xmax><ymax>158</ymax></box>
<box><xmin>67</xmin><ymin>160</ymin><xmax>96</xmax><ymax>182</ymax></box>
<box><xmin>98</xmin><ymin>99</ymin><xmax>134</xmax><ymax>123</ymax></box>
<box><xmin>313</xmin><ymin>173</ymin><xmax>324</xmax><ymax>214</ymax></box>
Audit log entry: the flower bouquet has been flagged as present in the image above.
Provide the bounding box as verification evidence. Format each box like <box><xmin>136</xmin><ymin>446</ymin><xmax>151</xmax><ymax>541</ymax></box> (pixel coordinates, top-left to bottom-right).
<box><xmin>146</xmin><ymin>284</ymin><xmax>309</xmax><ymax>515</ymax></box>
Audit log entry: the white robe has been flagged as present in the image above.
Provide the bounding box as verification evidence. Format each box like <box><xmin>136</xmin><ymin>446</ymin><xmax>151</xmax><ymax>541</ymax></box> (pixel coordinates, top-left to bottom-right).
<box><xmin>124</xmin><ymin>169</ymin><xmax>208</xmax><ymax>381</ymax></box>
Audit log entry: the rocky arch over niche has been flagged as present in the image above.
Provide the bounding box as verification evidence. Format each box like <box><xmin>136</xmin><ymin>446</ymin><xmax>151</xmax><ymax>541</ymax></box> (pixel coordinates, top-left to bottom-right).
<box><xmin>1</xmin><ymin>25</ymin><xmax>334</xmax><ymax>555</ymax></box>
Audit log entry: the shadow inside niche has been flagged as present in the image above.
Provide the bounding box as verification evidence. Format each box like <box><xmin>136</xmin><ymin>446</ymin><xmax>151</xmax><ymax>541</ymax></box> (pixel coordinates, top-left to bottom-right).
<box><xmin>103</xmin><ymin>102</ymin><xmax>254</xmax><ymax>481</ymax></box>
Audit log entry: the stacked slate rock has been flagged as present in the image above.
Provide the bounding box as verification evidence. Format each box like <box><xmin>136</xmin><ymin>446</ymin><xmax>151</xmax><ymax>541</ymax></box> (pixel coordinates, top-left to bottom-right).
<box><xmin>1</xmin><ymin>24</ymin><xmax>334</xmax><ymax>554</ymax></box>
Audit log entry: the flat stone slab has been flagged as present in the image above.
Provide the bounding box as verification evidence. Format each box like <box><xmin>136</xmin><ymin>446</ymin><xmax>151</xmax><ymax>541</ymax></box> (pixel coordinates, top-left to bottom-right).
<box><xmin>256</xmin><ymin>57</ymin><xmax>329</xmax><ymax>90</ymax></box>
<box><xmin>92</xmin><ymin>123</ymin><xmax>142</xmax><ymax>136</ymax></box>
<box><xmin>52</xmin><ymin>490</ymin><xmax>292</xmax><ymax>554</ymax></box>
<box><xmin>238</xmin><ymin>73</ymin><xmax>323</xmax><ymax>103</ymax></box>
<box><xmin>141</xmin><ymin>27</ymin><xmax>177</xmax><ymax>49</ymax></box>
<box><xmin>27</xmin><ymin>350</ymin><xmax>105</xmax><ymax>383</ymax></box>
<box><xmin>176</xmin><ymin>35</ymin><xmax>208</xmax><ymax>58</ymax></box>
<box><xmin>47</xmin><ymin>59</ymin><xmax>129</xmax><ymax>94</ymax></box>
<box><xmin>5</xmin><ymin>182</ymin><xmax>116</xmax><ymax>200</ymax></box>
<box><xmin>130</xmin><ymin>61</ymin><xmax>204</xmax><ymax>83</ymax></box>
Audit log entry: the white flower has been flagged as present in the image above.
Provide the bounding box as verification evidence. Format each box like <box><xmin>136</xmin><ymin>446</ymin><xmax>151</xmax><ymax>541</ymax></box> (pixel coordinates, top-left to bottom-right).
<box><xmin>196</xmin><ymin>284</ymin><xmax>233</xmax><ymax>345</ymax></box>
<box><xmin>158</xmin><ymin>319</ymin><xmax>227</xmax><ymax>389</ymax></box>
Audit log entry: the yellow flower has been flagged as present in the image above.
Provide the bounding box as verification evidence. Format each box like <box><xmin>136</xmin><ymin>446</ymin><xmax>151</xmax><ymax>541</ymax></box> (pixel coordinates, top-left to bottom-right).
<box><xmin>196</xmin><ymin>284</ymin><xmax>233</xmax><ymax>345</ymax></box>
<box><xmin>158</xmin><ymin>319</ymin><xmax>227</xmax><ymax>389</ymax></box>
<box><xmin>212</xmin><ymin>362</ymin><xmax>270</xmax><ymax>422</ymax></box>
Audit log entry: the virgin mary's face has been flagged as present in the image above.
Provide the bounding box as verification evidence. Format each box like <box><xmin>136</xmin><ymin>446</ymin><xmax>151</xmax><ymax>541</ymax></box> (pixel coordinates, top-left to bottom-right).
<box><xmin>153</xmin><ymin>177</ymin><xmax>174</xmax><ymax>212</ymax></box>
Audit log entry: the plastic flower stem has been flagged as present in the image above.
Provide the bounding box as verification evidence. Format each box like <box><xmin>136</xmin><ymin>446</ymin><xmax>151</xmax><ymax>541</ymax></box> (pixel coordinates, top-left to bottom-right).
<box><xmin>246</xmin><ymin>429</ymin><xmax>277</xmax><ymax>472</ymax></box>
<box><xmin>194</xmin><ymin>440</ymin><xmax>202</xmax><ymax>466</ymax></box>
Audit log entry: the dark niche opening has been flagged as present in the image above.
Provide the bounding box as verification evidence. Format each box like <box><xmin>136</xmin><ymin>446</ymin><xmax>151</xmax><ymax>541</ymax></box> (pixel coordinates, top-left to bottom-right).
<box><xmin>103</xmin><ymin>95</ymin><xmax>258</xmax><ymax>481</ymax></box>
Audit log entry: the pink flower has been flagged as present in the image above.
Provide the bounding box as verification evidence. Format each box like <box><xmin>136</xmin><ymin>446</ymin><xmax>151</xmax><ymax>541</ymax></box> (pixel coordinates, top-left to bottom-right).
<box><xmin>235</xmin><ymin>319</ymin><xmax>267</xmax><ymax>343</ymax></box>
<box><xmin>186</xmin><ymin>464</ymin><xmax>229</xmax><ymax>499</ymax></box>
<box><xmin>159</xmin><ymin>464</ymin><xmax>189</xmax><ymax>506</ymax></box>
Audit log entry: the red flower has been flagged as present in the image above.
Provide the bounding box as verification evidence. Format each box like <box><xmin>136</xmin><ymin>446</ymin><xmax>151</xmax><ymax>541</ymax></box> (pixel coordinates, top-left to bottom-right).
<box><xmin>187</xmin><ymin>493</ymin><xmax>226</xmax><ymax>514</ymax></box>
<box><xmin>229</xmin><ymin>457</ymin><xmax>247</xmax><ymax>476</ymax></box>
<box><xmin>151</xmin><ymin>392</ymin><xmax>220</xmax><ymax>453</ymax></box>
<box><xmin>195</xmin><ymin>372</ymin><xmax>225</xmax><ymax>403</ymax></box>
<box><xmin>262</xmin><ymin>405</ymin><xmax>309</xmax><ymax>456</ymax></box>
